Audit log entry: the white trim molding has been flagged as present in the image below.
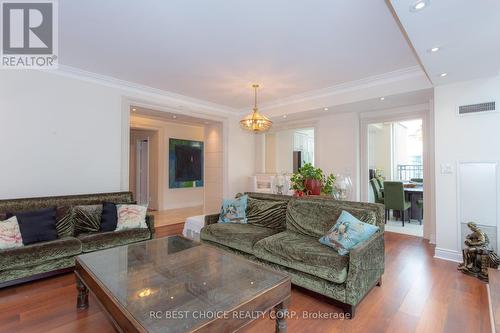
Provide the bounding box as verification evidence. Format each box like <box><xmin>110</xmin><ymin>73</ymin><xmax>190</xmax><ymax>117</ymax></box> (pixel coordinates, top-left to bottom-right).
<box><xmin>52</xmin><ymin>65</ymin><xmax>239</xmax><ymax>117</ymax></box>
<box><xmin>434</xmin><ymin>247</ymin><xmax>462</xmax><ymax>263</ymax></box>
<box><xmin>255</xmin><ymin>66</ymin><xmax>431</xmax><ymax>116</ymax></box>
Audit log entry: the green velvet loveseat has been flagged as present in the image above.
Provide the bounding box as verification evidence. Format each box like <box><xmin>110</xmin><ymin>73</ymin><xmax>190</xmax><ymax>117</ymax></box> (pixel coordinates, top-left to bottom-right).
<box><xmin>200</xmin><ymin>192</ymin><xmax>384</xmax><ymax>317</ymax></box>
<box><xmin>0</xmin><ymin>191</ymin><xmax>154</xmax><ymax>288</ymax></box>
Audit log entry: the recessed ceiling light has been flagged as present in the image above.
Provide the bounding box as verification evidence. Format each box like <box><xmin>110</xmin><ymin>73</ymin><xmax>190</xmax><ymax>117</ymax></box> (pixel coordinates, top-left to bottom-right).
<box><xmin>131</xmin><ymin>108</ymin><xmax>137</xmax><ymax>112</ymax></box>
<box><xmin>440</xmin><ymin>72</ymin><xmax>448</xmax><ymax>77</ymax></box>
<box><xmin>283</xmin><ymin>115</ymin><xmax>287</xmax><ymax>119</ymax></box>
<box><xmin>380</xmin><ymin>97</ymin><xmax>385</xmax><ymax>101</ymax></box>
<box><xmin>172</xmin><ymin>115</ymin><xmax>177</xmax><ymax>119</ymax></box>
<box><xmin>429</xmin><ymin>47</ymin><xmax>440</xmax><ymax>53</ymax></box>
<box><xmin>204</xmin><ymin>121</ymin><xmax>209</xmax><ymax>124</ymax></box>
<box><xmin>323</xmin><ymin>107</ymin><xmax>329</xmax><ymax>111</ymax></box>
<box><xmin>410</xmin><ymin>0</ymin><xmax>429</xmax><ymax>12</ymax></box>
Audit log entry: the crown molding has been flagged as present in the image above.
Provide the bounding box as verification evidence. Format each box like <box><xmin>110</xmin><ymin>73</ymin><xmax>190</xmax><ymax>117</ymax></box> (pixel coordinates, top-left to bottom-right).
<box><xmin>245</xmin><ymin>66</ymin><xmax>427</xmax><ymax>114</ymax></box>
<box><xmin>52</xmin><ymin>65</ymin><xmax>239</xmax><ymax>116</ymax></box>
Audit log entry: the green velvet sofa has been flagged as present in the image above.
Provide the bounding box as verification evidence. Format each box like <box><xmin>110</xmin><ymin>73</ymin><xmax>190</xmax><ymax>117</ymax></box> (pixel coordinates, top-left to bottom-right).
<box><xmin>200</xmin><ymin>192</ymin><xmax>384</xmax><ymax>317</ymax></box>
<box><xmin>0</xmin><ymin>191</ymin><xmax>154</xmax><ymax>288</ymax></box>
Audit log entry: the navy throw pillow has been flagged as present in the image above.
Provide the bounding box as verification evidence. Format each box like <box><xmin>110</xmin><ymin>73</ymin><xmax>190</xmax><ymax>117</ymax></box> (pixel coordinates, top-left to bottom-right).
<box><xmin>15</xmin><ymin>207</ymin><xmax>58</xmax><ymax>245</ymax></box>
<box><xmin>100</xmin><ymin>202</ymin><xmax>118</xmax><ymax>232</ymax></box>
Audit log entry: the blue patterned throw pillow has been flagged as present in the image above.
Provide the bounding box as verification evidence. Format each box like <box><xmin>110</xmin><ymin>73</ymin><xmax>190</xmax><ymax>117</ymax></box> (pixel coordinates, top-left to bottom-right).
<box><xmin>319</xmin><ymin>210</ymin><xmax>379</xmax><ymax>255</ymax></box>
<box><xmin>218</xmin><ymin>195</ymin><xmax>248</xmax><ymax>224</ymax></box>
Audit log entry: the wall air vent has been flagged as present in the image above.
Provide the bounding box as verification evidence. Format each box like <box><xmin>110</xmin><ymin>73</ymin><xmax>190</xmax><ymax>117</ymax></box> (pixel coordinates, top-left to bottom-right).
<box><xmin>458</xmin><ymin>101</ymin><xmax>496</xmax><ymax>115</ymax></box>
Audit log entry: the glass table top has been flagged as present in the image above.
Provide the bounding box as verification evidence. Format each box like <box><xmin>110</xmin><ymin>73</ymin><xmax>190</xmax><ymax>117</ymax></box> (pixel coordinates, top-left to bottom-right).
<box><xmin>77</xmin><ymin>236</ymin><xmax>288</xmax><ymax>333</ymax></box>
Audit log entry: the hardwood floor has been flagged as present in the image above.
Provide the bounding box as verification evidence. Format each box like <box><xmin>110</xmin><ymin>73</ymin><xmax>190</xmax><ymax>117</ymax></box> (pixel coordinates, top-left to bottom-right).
<box><xmin>150</xmin><ymin>206</ymin><xmax>203</xmax><ymax>227</ymax></box>
<box><xmin>0</xmin><ymin>230</ymin><xmax>490</xmax><ymax>333</ymax></box>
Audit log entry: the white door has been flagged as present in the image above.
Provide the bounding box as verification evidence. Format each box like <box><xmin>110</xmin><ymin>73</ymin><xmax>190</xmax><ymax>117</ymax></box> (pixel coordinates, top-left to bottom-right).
<box><xmin>136</xmin><ymin>139</ymin><xmax>149</xmax><ymax>206</ymax></box>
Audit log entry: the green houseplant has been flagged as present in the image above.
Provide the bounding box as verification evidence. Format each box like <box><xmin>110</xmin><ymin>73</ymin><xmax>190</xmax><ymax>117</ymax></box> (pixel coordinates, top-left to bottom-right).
<box><xmin>290</xmin><ymin>163</ymin><xmax>336</xmax><ymax>196</ymax></box>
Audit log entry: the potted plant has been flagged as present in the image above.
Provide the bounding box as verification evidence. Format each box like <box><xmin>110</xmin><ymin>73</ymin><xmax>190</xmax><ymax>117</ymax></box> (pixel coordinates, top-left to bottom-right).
<box><xmin>290</xmin><ymin>163</ymin><xmax>336</xmax><ymax>196</ymax></box>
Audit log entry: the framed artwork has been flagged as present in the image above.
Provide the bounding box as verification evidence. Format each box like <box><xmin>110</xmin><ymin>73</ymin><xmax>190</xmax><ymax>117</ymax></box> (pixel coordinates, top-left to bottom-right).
<box><xmin>169</xmin><ymin>138</ymin><xmax>204</xmax><ymax>188</ymax></box>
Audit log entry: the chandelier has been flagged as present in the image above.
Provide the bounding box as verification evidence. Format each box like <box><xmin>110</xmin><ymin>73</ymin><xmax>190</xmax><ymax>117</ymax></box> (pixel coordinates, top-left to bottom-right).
<box><xmin>240</xmin><ymin>84</ymin><xmax>272</xmax><ymax>133</ymax></box>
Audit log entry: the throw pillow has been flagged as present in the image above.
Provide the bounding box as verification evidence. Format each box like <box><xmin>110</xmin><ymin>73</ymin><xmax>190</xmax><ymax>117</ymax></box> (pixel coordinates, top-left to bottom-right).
<box><xmin>15</xmin><ymin>207</ymin><xmax>58</xmax><ymax>245</ymax></box>
<box><xmin>218</xmin><ymin>195</ymin><xmax>248</xmax><ymax>224</ymax></box>
<box><xmin>55</xmin><ymin>206</ymin><xmax>75</xmax><ymax>238</ymax></box>
<box><xmin>0</xmin><ymin>216</ymin><xmax>23</xmax><ymax>249</ymax></box>
<box><xmin>319</xmin><ymin>210</ymin><xmax>379</xmax><ymax>255</ymax></box>
<box><xmin>73</xmin><ymin>205</ymin><xmax>103</xmax><ymax>235</ymax></box>
<box><xmin>247</xmin><ymin>197</ymin><xmax>288</xmax><ymax>230</ymax></box>
<box><xmin>115</xmin><ymin>204</ymin><xmax>148</xmax><ymax>231</ymax></box>
<box><xmin>100</xmin><ymin>202</ymin><xmax>118</xmax><ymax>232</ymax></box>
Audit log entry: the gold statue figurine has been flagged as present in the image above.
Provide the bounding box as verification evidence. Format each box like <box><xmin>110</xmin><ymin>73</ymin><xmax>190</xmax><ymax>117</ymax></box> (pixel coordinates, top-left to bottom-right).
<box><xmin>458</xmin><ymin>222</ymin><xmax>500</xmax><ymax>282</ymax></box>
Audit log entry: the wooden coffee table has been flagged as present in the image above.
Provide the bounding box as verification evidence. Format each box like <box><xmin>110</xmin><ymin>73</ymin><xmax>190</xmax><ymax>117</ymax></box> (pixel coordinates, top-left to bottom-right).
<box><xmin>75</xmin><ymin>236</ymin><xmax>291</xmax><ymax>333</ymax></box>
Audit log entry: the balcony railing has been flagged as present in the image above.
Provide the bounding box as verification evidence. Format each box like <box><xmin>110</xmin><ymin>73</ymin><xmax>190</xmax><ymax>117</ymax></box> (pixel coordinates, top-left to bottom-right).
<box><xmin>397</xmin><ymin>164</ymin><xmax>423</xmax><ymax>181</ymax></box>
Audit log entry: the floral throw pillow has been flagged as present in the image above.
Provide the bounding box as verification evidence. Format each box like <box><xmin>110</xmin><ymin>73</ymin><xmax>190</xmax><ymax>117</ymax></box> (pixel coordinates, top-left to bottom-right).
<box><xmin>319</xmin><ymin>210</ymin><xmax>379</xmax><ymax>255</ymax></box>
<box><xmin>115</xmin><ymin>205</ymin><xmax>148</xmax><ymax>231</ymax></box>
<box><xmin>0</xmin><ymin>216</ymin><xmax>23</xmax><ymax>250</ymax></box>
<box><xmin>218</xmin><ymin>195</ymin><xmax>248</xmax><ymax>224</ymax></box>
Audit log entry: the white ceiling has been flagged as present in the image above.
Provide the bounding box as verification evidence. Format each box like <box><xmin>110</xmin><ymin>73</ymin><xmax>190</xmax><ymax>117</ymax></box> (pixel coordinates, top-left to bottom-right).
<box><xmin>390</xmin><ymin>0</ymin><xmax>500</xmax><ymax>85</ymax></box>
<box><xmin>271</xmin><ymin>88</ymin><xmax>433</xmax><ymax>123</ymax></box>
<box><xmin>59</xmin><ymin>0</ymin><xmax>418</xmax><ymax>109</ymax></box>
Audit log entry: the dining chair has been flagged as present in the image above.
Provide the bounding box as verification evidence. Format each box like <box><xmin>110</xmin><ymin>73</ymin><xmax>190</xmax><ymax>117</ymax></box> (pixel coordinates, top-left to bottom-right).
<box><xmin>375</xmin><ymin>176</ymin><xmax>384</xmax><ymax>189</ymax></box>
<box><xmin>369</xmin><ymin>178</ymin><xmax>384</xmax><ymax>205</ymax></box>
<box><xmin>383</xmin><ymin>181</ymin><xmax>411</xmax><ymax>226</ymax></box>
<box><xmin>416</xmin><ymin>198</ymin><xmax>423</xmax><ymax>225</ymax></box>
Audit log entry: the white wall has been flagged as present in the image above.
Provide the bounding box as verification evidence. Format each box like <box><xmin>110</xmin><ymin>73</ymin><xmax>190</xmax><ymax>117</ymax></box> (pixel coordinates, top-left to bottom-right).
<box><xmin>0</xmin><ymin>70</ymin><xmax>251</xmax><ymax>206</ymax></box>
<box><xmin>316</xmin><ymin>112</ymin><xmax>360</xmax><ymax>200</ymax></box>
<box><xmin>368</xmin><ymin>123</ymin><xmax>392</xmax><ymax>179</ymax></box>
<box><xmin>275</xmin><ymin>130</ymin><xmax>294</xmax><ymax>174</ymax></box>
<box><xmin>434</xmin><ymin>75</ymin><xmax>500</xmax><ymax>260</ymax></box>
<box><xmin>204</xmin><ymin>123</ymin><xmax>223</xmax><ymax>214</ymax></box>
<box><xmin>226</xmin><ymin>117</ymin><xmax>256</xmax><ymax>197</ymax></box>
<box><xmin>0</xmin><ymin>70</ymin><xmax>123</xmax><ymax>199</ymax></box>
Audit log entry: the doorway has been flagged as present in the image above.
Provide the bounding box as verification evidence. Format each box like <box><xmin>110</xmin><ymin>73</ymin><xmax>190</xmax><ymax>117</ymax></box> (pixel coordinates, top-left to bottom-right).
<box><xmin>367</xmin><ymin>119</ymin><xmax>424</xmax><ymax>237</ymax></box>
<box><xmin>129</xmin><ymin>128</ymin><xmax>159</xmax><ymax>210</ymax></box>
<box><xmin>360</xmin><ymin>106</ymin><xmax>434</xmax><ymax>242</ymax></box>
<box><xmin>135</xmin><ymin>138</ymin><xmax>149</xmax><ymax>206</ymax></box>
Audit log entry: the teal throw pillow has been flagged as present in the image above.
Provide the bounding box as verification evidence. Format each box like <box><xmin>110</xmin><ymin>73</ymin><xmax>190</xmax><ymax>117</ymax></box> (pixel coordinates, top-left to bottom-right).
<box><xmin>218</xmin><ymin>195</ymin><xmax>248</xmax><ymax>224</ymax></box>
<box><xmin>319</xmin><ymin>210</ymin><xmax>379</xmax><ymax>255</ymax></box>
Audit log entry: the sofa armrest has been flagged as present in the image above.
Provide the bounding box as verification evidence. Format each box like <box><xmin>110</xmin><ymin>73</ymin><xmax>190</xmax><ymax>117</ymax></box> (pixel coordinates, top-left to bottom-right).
<box><xmin>345</xmin><ymin>231</ymin><xmax>384</xmax><ymax>306</ymax></box>
<box><xmin>146</xmin><ymin>214</ymin><xmax>155</xmax><ymax>238</ymax></box>
<box><xmin>204</xmin><ymin>213</ymin><xmax>219</xmax><ymax>225</ymax></box>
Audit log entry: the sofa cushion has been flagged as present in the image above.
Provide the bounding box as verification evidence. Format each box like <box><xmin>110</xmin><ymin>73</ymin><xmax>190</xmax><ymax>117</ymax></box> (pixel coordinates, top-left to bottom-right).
<box><xmin>56</xmin><ymin>206</ymin><xmax>75</xmax><ymax>238</ymax></box>
<box><xmin>73</xmin><ymin>205</ymin><xmax>102</xmax><ymax>235</ymax></box>
<box><xmin>253</xmin><ymin>231</ymin><xmax>349</xmax><ymax>284</ymax></box>
<box><xmin>320</xmin><ymin>210</ymin><xmax>379</xmax><ymax>255</ymax></box>
<box><xmin>218</xmin><ymin>195</ymin><xmax>248</xmax><ymax>224</ymax></box>
<box><xmin>286</xmin><ymin>198</ymin><xmax>377</xmax><ymax>238</ymax></box>
<box><xmin>14</xmin><ymin>207</ymin><xmax>58</xmax><ymax>245</ymax></box>
<box><xmin>100</xmin><ymin>202</ymin><xmax>118</xmax><ymax>232</ymax></box>
<box><xmin>200</xmin><ymin>223</ymin><xmax>279</xmax><ymax>254</ymax></box>
<box><xmin>77</xmin><ymin>228</ymin><xmax>150</xmax><ymax>253</ymax></box>
<box><xmin>0</xmin><ymin>216</ymin><xmax>23</xmax><ymax>250</ymax></box>
<box><xmin>0</xmin><ymin>237</ymin><xmax>82</xmax><ymax>271</ymax></box>
<box><xmin>0</xmin><ymin>257</ymin><xmax>75</xmax><ymax>284</ymax></box>
<box><xmin>115</xmin><ymin>204</ymin><xmax>148</xmax><ymax>231</ymax></box>
<box><xmin>247</xmin><ymin>197</ymin><xmax>288</xmax><ymax>230</ymax></box>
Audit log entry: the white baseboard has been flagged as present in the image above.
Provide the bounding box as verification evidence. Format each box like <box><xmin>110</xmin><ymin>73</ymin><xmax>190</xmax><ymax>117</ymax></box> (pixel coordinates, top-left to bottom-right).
<box><xmin>434</xmin><ymin>247</ymin><xmax>462</xmax><ymax>263</ymax></box>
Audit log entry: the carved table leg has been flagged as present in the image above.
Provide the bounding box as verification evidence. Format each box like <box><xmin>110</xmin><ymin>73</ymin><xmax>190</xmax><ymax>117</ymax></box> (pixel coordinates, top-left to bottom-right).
<box><xmin>76</xmin><ymin>277</ymin><xmax>89</xmax><ymax>309</ymax></box>
<box><xmin>275</xmin><ymin>302</ymin><xmax>288</xmax><ymax>333</ymax></box>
